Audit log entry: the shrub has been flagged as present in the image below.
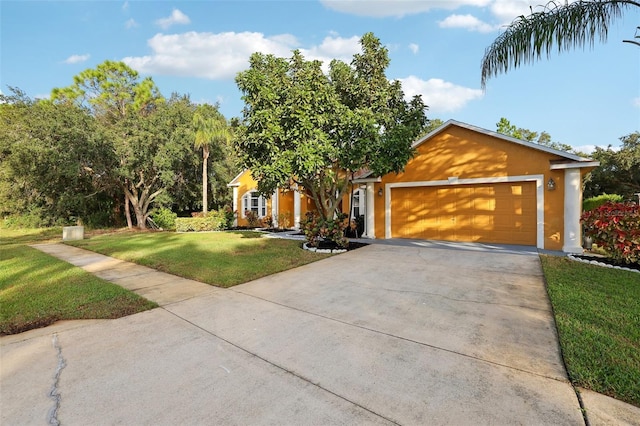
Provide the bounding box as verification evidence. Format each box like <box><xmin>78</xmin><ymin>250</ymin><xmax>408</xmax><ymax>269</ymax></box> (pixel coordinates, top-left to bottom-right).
<box><xmin>301</xmin><ymin>212</ymin><xmax>349</xmax><ymax>248</ymax></box>
<box><xmin>175</xmin><ymin>213</ymin><xmax>226</xmax><ymax>232</ymax></box>
<box><xmin>2</xmin><ymin>209</ymin><xmax>48</xmax><ymax>229</ymax></box>
<box><xmin>277</xmin><ymin>212</ymin><xmax>292</xmax><ymax>229</ymax></box>
<box><xmin>244</xmin><ymin>210</ymin><xmax>261</xmax><ymax>228</ymax></box>
<box><xmin>151</xmin><ymin>208</ymin><xmax>177</xmax><ymax>230</ymax></box>
<box><xmin>222</xmin><ymin>205</ymin><xmax>235</xmax><ymax>229</ymax></box>
<box><xmin>581</xmin><ymin>202</ymin><xmax>640</xmax><ymax>264</ymax></box>
<box><xmin>583</xmin><ymin>194</ymin><xmax>624</xmax><ymax>212</ymax></box>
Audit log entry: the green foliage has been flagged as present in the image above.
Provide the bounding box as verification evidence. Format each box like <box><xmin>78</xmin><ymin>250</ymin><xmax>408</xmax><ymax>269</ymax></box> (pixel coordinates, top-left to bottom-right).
<box><xmin>2</xmin><ymin>209</ymin><xmax>49</xmax><ymax>229</ymax></box>
<box><xmin>495</xmin><ymin>117</ymin><xmax>577</xmax><ymax>153</ymax></box>
<box><xmin>0</xmin><ymin>88</ymin><xmax>113</xmax><ymax>225</ymax></box>
<box><xmin>235</xmin><ymin>32</ymin><xmax>427</xmax><ymax>223</ymax></box>
<box><xmin>481</xmin><ymin>1</ymin><xmax>638</xmax><ymax>88</ymax></box>
<box><xmin>222</xmin><ymin>205</ymin><xmax>235</xmax><ymax>229</ymax></box>
<box><xmin>51</xmin><ymin>60</ymin><xmax>162</xmax><ymax>122</ymax></box>
<box><xmin>193</xmin><ymin>103</ymin><xmax>234</xmax><ymax>213</ymax></box>
<box><xmin>541</xmin><ymin>255</ymin><xmax>640</xmax><ymax>407</ymax></box>
<box><xmin>583</xmin><ymin>193</ymin><xmax>624</xmax><ymax>212</ymax></box>
<box><xmin>585</xmin><ymin>132</ymin><xmax>640</xmax><ymax>199</ymax></box>
<box><xmin>151</xmin><ymin>208</ymin><xmax>178</xmax><ymax>230</ymax></box>
<box><xmin>175</xmin><ymin>208</ymin><xmax>232</xmax><ymax>232</ymax></box>
<box><xmin>301</xmin><ymin>211</ymin><xmax>349</xmax><ymax>248</ymax></box>
<box><xmin>581</xmin><ymin>202</ymin><xmax>640</xmax><ymax>264</ymax></box>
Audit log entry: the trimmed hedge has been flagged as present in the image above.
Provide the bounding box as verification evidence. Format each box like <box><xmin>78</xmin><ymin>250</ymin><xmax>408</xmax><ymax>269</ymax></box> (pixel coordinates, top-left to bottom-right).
<box><xmin>583</xmin><ymin>193</ymin><xmax>623</xmax><ymax>212</ymax></box>
<box><xmin>175</xmin><ymin>212</ymin><xmax>224</xmax><ymax>232</ymax></box>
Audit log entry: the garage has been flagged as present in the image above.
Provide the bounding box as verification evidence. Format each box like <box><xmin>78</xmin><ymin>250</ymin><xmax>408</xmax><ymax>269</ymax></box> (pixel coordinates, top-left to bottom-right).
<box><xmin>390</xmin><ymin>182</ymin><xmax>537</xmax><ymax>245</ymax></box>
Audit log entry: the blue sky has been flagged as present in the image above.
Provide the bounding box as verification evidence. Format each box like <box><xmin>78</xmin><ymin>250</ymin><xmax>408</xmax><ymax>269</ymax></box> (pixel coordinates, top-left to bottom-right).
<box><xmin>2</xmin><ymin>0</ymin><xmax>639</xmax><ymax>152</ymax></box>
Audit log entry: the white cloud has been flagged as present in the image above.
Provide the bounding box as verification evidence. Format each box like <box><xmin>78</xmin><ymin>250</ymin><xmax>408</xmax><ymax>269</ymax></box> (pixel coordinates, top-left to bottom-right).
<box><xmin>63</xmin><ymin>54</ymin><xmax>90</xmax><ymax>64</ymax></box>
<box><xmin>633</xmin><ymin>97</ymin><xmax>640</xmax><ymax>108</ymax></box>
<box><xmin>301</xmin><ymin>35</ymin><xmax>361</xmax><ymax>64</ymax></box>
<box><xmin>320</xmin><ymin>1</ymin><xmax>579</xmax><ymax>30</ymax></box>
<box><xmin>439</xmin><ymin>14</ymin><xmax>496</xmax><ymax>33</ymax></box>
<box><xmin>122</xmin><ymin>1</ymin><xmax>129</xmax><ymax>11</ymax></box>
<box><xmin>408</xmin><ymin>43</ymin><xmax>419</xmax><ymax>54</ymax></box>
<box><xmin>399</xmin><ymin>76</ymin><xmax>483</xmax><ymax>113</ymax></box>
<box><xmin>320</xmin><ymin>0</ymin><xmax>491</xmax><ymax>18</ymax></box>
<box><xmin>123</xmin><ymin>32</ymin><xmax>362</xmax><ymax>80</ymax></box>
<box><xmin>125</xmin><ymin>18</ymin><xmax>138</xmax><ymax>29</ymax></box>
<box><xmin>155</xmin><ymin>9</ymin><xmax>190</xmax><ymax>29</ymax></box>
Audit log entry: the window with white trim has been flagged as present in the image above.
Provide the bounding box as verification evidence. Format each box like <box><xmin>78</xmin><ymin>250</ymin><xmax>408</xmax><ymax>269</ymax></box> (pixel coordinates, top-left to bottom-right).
<box><xmin>351</xmin><ymin>188</ymin><xmax>363</xmax><ymax>218</ymax></box>
<box><xmin>241</xmin><ymin>191</ymin><xmax>267</xmax><ymax>218</ymax></box>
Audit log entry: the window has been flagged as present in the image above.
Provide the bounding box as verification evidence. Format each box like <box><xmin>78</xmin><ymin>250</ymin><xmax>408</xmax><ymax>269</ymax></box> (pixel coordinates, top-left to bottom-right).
<box><xmin>241</xmin><ymin>191</ymin><xmax>267</xmax><ymax>218</ymax></box>
<box><xmin>351</xmin><ymin>189</ymin><xmax>363</xmax><ymax>218</ymax></box>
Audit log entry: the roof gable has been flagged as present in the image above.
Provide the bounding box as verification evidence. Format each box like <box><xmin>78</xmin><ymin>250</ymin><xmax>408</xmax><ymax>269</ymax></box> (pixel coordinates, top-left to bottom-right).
<box><xmin>414</xmin><ymin>119</ymin><xmax>591</xmax><ymax>163</ymax></box>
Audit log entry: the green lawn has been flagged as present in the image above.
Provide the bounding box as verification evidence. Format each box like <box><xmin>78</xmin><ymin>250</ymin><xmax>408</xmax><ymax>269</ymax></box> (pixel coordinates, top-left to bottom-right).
<box><xmin>540</xmin><ymin>255</ymin><xmax>640</xmax><ymax>407</ymax></box>
<box><xmin>0</xmin><ymin>230</ymin><xmax>157</xmax><ymax>335</ymax></box>
<box><xmin>67</xmin><ymin>230</ymin><xmax>330</xmax><ymax>287</ymax></box>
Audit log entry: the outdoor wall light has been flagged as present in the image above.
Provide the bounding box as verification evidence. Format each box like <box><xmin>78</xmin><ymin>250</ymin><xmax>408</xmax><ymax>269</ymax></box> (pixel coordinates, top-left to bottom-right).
<box><xmin>378</xmin><ymin>188</ymin><xmax>383</xmax><ymax>197</ymax></box>
<box><xmin>547</xmin><ymin>178</ymin><xmax>556</xmax><ymax>191</ymax></box>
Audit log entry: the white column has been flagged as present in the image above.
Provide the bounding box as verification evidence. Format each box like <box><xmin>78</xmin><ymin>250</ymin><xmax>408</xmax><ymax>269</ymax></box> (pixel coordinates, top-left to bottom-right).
<box><xmin>365</xmin><ymin>183</ymin><xmax>375</xmax><ymax>238</ymax></box>
<box><xmin>293</xmin><ymin>188</ymin><xmax>301</xmax><ymax>229</ymax></box>
<box><xmin>271</xmin><ymin>192</ymin><xmax>278</xmax><ymax>228</ymax></box>
<box><xmin>232</xmin><ymin>187</ymin><xmax>238</xmax><ymax>227</ymax></box>
<box><xmin>563</xmin><ymin>168</ymin><xmax>583</xmax><ymax>253</ymax></box>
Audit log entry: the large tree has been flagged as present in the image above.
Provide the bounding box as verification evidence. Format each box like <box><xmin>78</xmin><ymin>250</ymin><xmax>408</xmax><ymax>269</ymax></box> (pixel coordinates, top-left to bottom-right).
<box><xmin>0</xmin><ymin>88</ymin><xmax>112</xmax><ymax>226</ymax></box>
<box><xmin>192</xmin><ymin>104</ymin><xmax>232</xmax><ymax>214</ymax></box>
<box><xmin>51</xmin><ymin>60</ymin><xmax>186</xmax><ymax>229</ymax></box>
<box><xmin>235</xmin><ymin>32</ymin><xmax>427</xmax><ymax>221</ymax></box>
<box><xmin>114</xmin><ymin>94</ymin><xmax>196</xmax><ymax>228</ymax></box>
<box><xmin>481</xmin><ymin>1</ymin><xmax>640</xmax><ymax>88</ymax></box>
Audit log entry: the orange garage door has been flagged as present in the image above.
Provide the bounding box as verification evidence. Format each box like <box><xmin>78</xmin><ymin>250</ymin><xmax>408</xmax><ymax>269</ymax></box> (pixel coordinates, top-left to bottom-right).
<box><xmin>391</xmin><ymin>183</ymin><xmax>537</xmax><ymax>245</ymax></box>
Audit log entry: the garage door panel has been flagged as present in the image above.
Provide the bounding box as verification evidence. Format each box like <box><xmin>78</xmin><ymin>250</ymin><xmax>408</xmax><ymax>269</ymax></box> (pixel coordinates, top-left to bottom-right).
<box><xmin>391</xmin><ymin>182</ymin><xmax>536</xmax><ymax>245</ymax></box>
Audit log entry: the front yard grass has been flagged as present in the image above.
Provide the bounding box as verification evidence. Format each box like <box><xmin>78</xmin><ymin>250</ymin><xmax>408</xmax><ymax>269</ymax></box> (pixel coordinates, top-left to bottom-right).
<box><xmin>67</xmin><ymin>230</ymin><xmax>330</xmax><ymax>288</ymax></box>
<box><xmin>540</xmin><ymin>255</ymin><xmax>640</xmax><ymax>407</ymax></box>
<box><xmin>1</xmin><ymin>233</ymin><xmax>157</xmax><ymax>335</ymax></box>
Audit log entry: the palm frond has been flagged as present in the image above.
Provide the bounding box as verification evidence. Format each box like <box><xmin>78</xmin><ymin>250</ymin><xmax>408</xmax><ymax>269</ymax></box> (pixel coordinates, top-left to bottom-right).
<box><xmin>481</xmin><ymin>0</ymin><xmax>640</xmax><ymax>89</ymax></box>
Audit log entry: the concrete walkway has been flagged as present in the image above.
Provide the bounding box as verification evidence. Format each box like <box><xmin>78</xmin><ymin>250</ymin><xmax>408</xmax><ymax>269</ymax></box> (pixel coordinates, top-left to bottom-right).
<box><xmin>2</xmin><ymin>242</ymin><xmax>639</xmax><ymax>425</ymax></box>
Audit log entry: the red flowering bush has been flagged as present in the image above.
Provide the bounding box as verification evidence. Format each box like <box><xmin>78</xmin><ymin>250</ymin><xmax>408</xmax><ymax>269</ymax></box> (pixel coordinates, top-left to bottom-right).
<box><xmin>581</xmin><ymin>202</ymin><xmax>640</xmax><ymax>264</ymax></box>
<box><xmin>301</xmin><ymin>211</ymin><xmax>349</xmax><ymax>248</ymax></box>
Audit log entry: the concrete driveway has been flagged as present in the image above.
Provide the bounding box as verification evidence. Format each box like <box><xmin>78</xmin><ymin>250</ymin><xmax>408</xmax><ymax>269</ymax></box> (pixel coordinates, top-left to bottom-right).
<box><xmin>2</xmin><ymin>243</ymin><xmax>586</xmax><ymax>424</ymax></box>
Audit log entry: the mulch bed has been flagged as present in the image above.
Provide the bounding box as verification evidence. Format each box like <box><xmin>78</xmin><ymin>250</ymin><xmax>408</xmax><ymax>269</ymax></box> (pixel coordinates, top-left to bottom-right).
<box><xmin>316</xmin><ymin>241</ymin><xmax>369</xmax><ymax>251</ymax></box>
<box><xmin>572</xmin><ymin>254</ymin><xmax>640</xmax><ymax>273</ymax></box>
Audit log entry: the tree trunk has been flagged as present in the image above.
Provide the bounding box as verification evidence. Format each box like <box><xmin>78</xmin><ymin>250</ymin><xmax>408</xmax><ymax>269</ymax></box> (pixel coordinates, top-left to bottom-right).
<box><xmin>124</xmin><ymin>193</ymin><xmax>133</xmax><ymax>229</ymax></box>
<box><xmin>202</xmin><ymin>145</ymin><xmax>209</xmax><ymax>214</ymax></box>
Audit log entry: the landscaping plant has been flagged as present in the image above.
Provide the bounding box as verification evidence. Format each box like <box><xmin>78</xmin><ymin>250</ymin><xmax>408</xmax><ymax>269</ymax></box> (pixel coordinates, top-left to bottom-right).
<box><xmin>302</xmin><ymin>211</ymin><xmax>349</xmax><ymax>248</ymax></box>
<box><xmin>581</xmin><ymin>201</ymin><xmax>640</xmax><ymax>264</ymax></box>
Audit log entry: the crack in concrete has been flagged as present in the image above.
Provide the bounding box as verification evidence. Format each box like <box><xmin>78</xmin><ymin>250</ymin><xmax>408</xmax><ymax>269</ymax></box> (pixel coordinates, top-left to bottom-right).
<box><xmin>48</xmin><ymin>333</ymin><xmax>66</xmax><ymax>426</ymax></box>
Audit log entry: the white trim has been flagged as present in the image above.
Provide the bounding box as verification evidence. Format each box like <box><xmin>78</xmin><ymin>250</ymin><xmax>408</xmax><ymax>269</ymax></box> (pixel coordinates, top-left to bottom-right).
<box><xmin>563</xmin><ymin>168</ymin><xmax>583</xmax><ymax>253</ymax></box>
<box><xmin>227</xmin><ymin>169</ymin><xmax>246</xmax><ymax>187</ymax></box>
<box><xmin>384</xmin><ymin>175</ymin><xmax>545</xmax><ymax>249</ymax></box>
<box><xmin>293</xmin><ymin>187</ymin><xmax>301</xmax><ymax>229</ymax></box>
<box><xmin>550</xmin><ymin>161</ymin><xmax>599</xmax><ymax>170</ymax></box>
<box><xmin>232</xmin><ymin>187</ymin><xmax>238</xmax><ymax>227</ymax></box>
<box><xmin>241</xmin><ymin>190</ymin><xmax>267</xmax><ymax>218</ymax></box>
<box><xmin>365</xmin><ymin>183</ymin><xmax>375</xmax><ymax>238</ymax></box>
<box><xmin>271</xmin><ymin>192</ymin><xmax>278</xmax><ymax>227</ymax></box>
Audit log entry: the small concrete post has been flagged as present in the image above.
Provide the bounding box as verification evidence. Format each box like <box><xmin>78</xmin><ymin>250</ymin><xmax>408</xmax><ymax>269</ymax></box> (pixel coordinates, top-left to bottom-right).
<box><xmin>62</xmin><ymin>226</ymin><xmax>84</xmax><ymax>241</ymax></box>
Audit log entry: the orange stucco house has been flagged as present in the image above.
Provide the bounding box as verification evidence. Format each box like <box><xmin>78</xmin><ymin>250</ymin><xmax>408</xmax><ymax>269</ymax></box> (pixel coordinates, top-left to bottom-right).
<box><xmin>228</xmin><ymin>120</ymin><xmax>598</xmax><ymax>253</ymax></box>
